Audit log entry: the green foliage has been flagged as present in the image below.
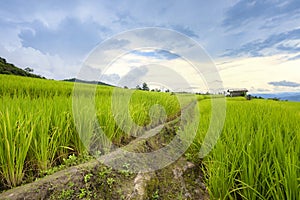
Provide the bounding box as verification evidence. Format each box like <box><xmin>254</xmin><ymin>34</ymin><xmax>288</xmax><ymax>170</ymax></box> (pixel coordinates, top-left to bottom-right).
<box><xmin>194</xmin><ymin>99</ymin><xmax>300</xmax><ymax>199</ymax></box>
<box><xmin>63</xmin><ymin>154</ymin><xmax>78</xmax><ymax>166</ymax></box>
<box><xmin>98</xmin><ymin>166</ymin><xmax>112</xmax><ymax>179</ymax></box>
<box><xmin>56</xmin><ymin>189</ymin><xmax>74</xmax><ymax>200</ymax></box>
<box><xmin>120</xmin><ymin>163</ymin><xmax>132</xmax><ymax>177</ymax></box>
<box><xmin>0</xmin><ymin>57</ymin><xmax>43</xmax><ymax>78</ymax></box>
<box><xmin>84</xmin><ymin>173</ymin><xmax>93</xmax><ymax>183</ymax></box>
<box><xmin>106</xmin><ymin>177</ymin><xmax>115</xmax><ymax>188</ymax></box>
<box><xmin>1</xmin><ymin>73</ymin><xmax>298</xmax><ymax>200</ymax></box>
<box><xmin>0</xmin><ymin>109</ymin><xmax>34</xmax><ymax>187</ymax></box>
<box><xmin>151</xmin><ymin>189</ymin><xmax>160</xmax><ymax>200</ymax></box>
<box><xmin>142</xmin><ymin>82</ymin><xmax>149</xmax><ymax>91</ymax></box>
<box><xmin>0</xmin><ymin>74</ymin><xmax>181</xmax><ymax>190</ymax></box>
<box><xmin>24</xmin><ymin>67</ymin><xmax>34</xmax><ymax>73</ymax></box>
<box><xmin>78</xmin><ymin>188</ymin><xmax>87</xmax><ymax>199</ymax></box>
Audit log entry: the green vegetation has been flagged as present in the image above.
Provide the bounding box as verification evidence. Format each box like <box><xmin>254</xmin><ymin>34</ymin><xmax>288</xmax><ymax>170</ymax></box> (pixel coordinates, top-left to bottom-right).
<box><xmin>0</xmin><ymin>57</ymin><xmax>44</xmax><ymax>78</ymax></box>
<box><xmin>0</xmin><ymin>73</ymin><xmax>299</xmax><ymax>199</ymax></box>
<box><xmin>0</xmin><ymin>74</ymin><xmax>180</xmax><ymax>189</ymax></box>
<box><xmin>191</xmin><ymin>98</ymin><xmax>300</xmax><ymax>199</ymax></box>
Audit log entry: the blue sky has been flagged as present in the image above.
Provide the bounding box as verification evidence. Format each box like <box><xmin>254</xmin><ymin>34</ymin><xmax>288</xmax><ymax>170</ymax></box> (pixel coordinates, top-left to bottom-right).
<box><xmin>0</xmin><ymin>0</ymin><xmax>300</xmax><ymax>93</ymax></box>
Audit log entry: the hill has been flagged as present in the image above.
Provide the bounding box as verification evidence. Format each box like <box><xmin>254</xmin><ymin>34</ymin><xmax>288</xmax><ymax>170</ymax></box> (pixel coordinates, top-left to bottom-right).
<box><xmin>283</xmin><ymin>94</ymin><xmax>300</xmax><ymax>102</ymax></box>
<box><xmin>63</xmin><ymin>78</ymin><xmax>115</xmax><ymax>87</ymax></box>
<box><xmin>251</xmin><ymin>92</ymin><xmax>300</xmax><ymax>102</ymax></box>
<box><xmin>0</xmin><ymin>57</ymin><xmax>44</xmax><ymax>78</ymax></box>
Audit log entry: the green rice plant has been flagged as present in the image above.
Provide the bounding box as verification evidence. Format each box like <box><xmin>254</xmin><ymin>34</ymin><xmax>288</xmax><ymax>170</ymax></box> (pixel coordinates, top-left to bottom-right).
<box><xmin>94</xmin><ymin>88</ymin><xmax>181</xmax><ymax>144</ymax></box>
<box><xmin>1</xmin><ymin>73</ymin><xmax>299</xmax><ymax>199</ymax></box>
<box><xmin>198</xmin><ymin>100</ymin><xmax>300</xmax><ymax>199</ymax></box>
<box><xmin>0</xmin><ymin>108</ymin><xmax>34</xmax><ymax>187</ymax></box>
<box><xmin>29</xmin><ymin>97</ymin><xmax>76</xmax><ymax>170</ymax></box>
<box><xmin>30</xmin><ymin>107</ymin><xmax>53</xmax><ymax>171</ymax></box>
<box><xmin>0</xmin><ymin>74</ymin><xmax>74</xmax><ymax>98</ymax></box>
<box><xmin>49</xmin><ymin>106</ymin><xmax>74</xmax><ymax>161</ymax></box>
<box><xmin>73</xmin><ymin>96</ymin><xmax>97</xmax><ymax>155</ymax></box>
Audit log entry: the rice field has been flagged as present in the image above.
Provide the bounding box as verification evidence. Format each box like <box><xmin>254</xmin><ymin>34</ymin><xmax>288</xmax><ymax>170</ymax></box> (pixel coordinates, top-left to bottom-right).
<box><xmin>0</xmin><ymin>74</ymin><xmax>299</xmax><ymax>199</ymax></box>
<box><xmin>0</xmin><ymin>74</ymin><xmax>181</xmax><ymax>188</ymax></box>
<box><xmin>193</xmin><ymin>98</ymin><xmax>300</xmax><ymax>199</ymax></box>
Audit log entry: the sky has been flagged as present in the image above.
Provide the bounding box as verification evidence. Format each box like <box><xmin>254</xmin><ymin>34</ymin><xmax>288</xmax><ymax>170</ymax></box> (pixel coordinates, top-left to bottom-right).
<box><xmin>0</xmin><ymin>0</ymin><xmax>300</xmax><ymax>93</ymax></box>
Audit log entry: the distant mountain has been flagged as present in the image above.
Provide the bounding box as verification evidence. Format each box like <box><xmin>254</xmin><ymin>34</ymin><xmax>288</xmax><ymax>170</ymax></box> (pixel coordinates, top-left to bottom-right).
<box><xmin>280</xmin><ymin>94</ymin><xmax>300</xmax><ymax>102</ymax></box>
<box><xmin>0</xmin><ymin>57</ymin><xmax>44</xmax><ymax>78</ymax></box>
<box><xmin>63</xmin><ymin>78</ymin><xmax>115</xmax><ymax>87</ymax></box>
<box><xmin>250</xmin><ymin>92</ymin><xmax>300</xmax><ymax>102</ymax></box>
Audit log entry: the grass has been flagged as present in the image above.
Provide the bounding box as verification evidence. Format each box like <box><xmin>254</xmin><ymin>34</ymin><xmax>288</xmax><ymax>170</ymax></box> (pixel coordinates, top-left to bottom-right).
<box><xmin>192</xmin><ymin>99</ymin><xmax>300</xmax><ymax>199</ymax></box>
<box><xmin>0</xmin><ymin>108</ymin><xmax>34</xmax><ymax>187</ymax></box>
<box><xmin>0</xmin><ymin>74</ymin><xmax>181</xmax><ymax>188</ymax></box>
<box><xmin>0</xmin><ymin>74</ymin><xmax>299</xmax><ymax>200</ymax></box>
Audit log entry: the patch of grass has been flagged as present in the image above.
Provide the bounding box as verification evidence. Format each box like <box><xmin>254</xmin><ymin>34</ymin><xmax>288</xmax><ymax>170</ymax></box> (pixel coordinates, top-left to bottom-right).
<box><xmin>2</xmin><ymin>74</ymin><xmax>299</xmax><ymax>200</ymax></box>
<box><xmin>0</xmin><ymin>109</ymin><xmax>34</xmax><ymax>187</ymax></box>
<box><xmin>57</xmin><ymin>189</ymin><xmax>74</xmax><ymax>200</ymax></box>
<box><xmin>84</xmin><ymin>173</ymin><xmax>93</xmax><ymax>183</ymax></box>
<box><xmin>195</xmin><ymin>100</ymin><xmax>300</xmax><ymax>199</ymax></box>
<box><xmin>151</xmin><ymin>189</ymin><xmax>160</xmax><ymax>200</ymax></box>
<box><xmin>106</xmin><ymin>177</ymin><xmax>115</xmax><ymax>188</ymax></box>
<box><xmin>0</xmin><ymin>74</ymin><xmax>183</xmax><ymax>189</ymax></box>
<box><xmin>120</xmin><ymin>163</ymin><xmax>133</xmax><ymax>177</ymax></box>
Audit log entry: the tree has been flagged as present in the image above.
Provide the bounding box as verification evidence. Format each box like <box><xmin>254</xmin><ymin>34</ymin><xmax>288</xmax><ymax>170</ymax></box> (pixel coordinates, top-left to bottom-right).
<box><xmin>142</xmin><ymin>82</ymin><xmax>149</xmax><ymax>91</ymax></box>
<box><xmin>0</xmin><ymin>57</ymin><xmax>6</xmax><ymax>63</ymax></box>
<box><xmin>136</xmin><ymin>85</ymin><xmax>142</xmax><ymax>90</ymax></box>
<box><xmin>24</xmin><ymin>67</ymin><xmax>34</xmax><ymax>73</ymax></box>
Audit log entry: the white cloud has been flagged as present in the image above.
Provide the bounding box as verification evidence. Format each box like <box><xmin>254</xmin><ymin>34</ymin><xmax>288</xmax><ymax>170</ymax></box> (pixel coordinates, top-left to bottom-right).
<box><xmin>216</xmin><ymin>54</ymin><xmax>300</xmax><ymax>93</ymax></box>
<box><xmin>0</xmin><ymin>0</ymin><xmax>300</xmax><ymax>94</ymax></box>
<box><xmin>0</xmin><ymin>26</ymin><xmax>22</xmax><ymax>50</ymax></box>
<box><xmin>0</xmin><ymin>45</ymin><xmax>79</xmax><ymax>79</ymax></box>
<box><xmin>98</xmin><ymin>50</ymin><xmax>209</xmax><ymax>92</ymax></box>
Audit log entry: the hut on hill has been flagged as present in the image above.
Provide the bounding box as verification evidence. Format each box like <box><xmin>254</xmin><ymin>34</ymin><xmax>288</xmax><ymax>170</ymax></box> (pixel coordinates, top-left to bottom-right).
<box><xmin>227</xmin><ymin>88</ymin><xmax>248</xmax><ymax>97</ymax></box>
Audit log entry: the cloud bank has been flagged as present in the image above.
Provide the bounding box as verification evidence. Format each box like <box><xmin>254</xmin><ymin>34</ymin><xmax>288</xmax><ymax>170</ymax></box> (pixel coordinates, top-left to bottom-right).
<box><xmin>268</xmin><ymin>80</ymin><xmax>300</xmax><ymax>88</ymax></box>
